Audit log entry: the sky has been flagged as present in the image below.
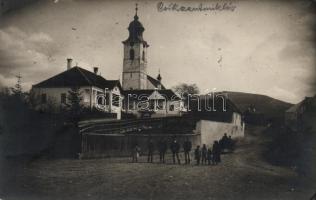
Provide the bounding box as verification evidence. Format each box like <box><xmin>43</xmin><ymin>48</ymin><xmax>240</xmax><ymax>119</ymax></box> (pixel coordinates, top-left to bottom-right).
<box><xmin>0</xmin><ymin>0</ymin><xmax>315</xmax><ymax>104</ymax></box>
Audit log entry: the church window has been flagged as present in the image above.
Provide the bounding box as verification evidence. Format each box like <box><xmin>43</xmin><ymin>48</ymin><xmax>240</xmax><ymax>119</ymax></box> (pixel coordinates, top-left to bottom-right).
<box><xmin>129</xmin><ymin>49</ymin><xmax>135</xmax><ymax>60</ymax></box>
<box><xmin>130</xmin><ymin>73</ymin><xmax>132</xmax><ymax>78</ymax></box>
<box><xmin>142</xmin><ymin>50</ymin><xmax>145</xmax><ymax>61</ymax></box>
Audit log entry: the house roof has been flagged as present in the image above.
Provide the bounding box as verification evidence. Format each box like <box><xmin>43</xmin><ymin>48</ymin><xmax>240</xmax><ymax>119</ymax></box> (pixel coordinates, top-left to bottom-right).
<box><xmin>147</xmin><ymin>75</ymin><xmax>166</xmax><ymax>89</ymax></box>
<box><xmin>122</xmin><ymin>89</ymin><xmax>180</xmax><ymax>100</ymax></box>
<box><xmin>32</xmin><ymin>66</ymin><xmax>122</xmax><ymax>90</ymax></box>
<box><xmin>286</xmin><ymin>101</ymin><xmax>304</xmax><ymax>113</ymax></box>
<box><xmin>185</xmin><ymin>94</ymin><xmax>242</xmax><ymax>123</ymax></box>
<box><xmin>285</xmin><ymin>96</ymin><xmax>315</xmax><ymax>113</ymax></box>
<box><xmin>188</xmin><ymin>94</ymin><xmax>242</xmax><ymax>114</ymax></box>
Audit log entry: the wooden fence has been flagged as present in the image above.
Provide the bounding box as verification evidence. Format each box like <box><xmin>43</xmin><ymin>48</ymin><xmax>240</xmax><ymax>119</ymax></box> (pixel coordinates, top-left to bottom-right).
<box><xmin>79</xmin><ymin>116</ymin><xmax>200</xmax><ymax>158</ymax></box>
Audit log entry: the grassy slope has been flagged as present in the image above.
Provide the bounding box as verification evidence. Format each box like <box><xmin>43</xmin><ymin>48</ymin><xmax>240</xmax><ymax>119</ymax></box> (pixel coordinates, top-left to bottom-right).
<box><xmin>223</xmin><ymin>91</ymin><xmax>293</xmax><ymax>118</ymax></box>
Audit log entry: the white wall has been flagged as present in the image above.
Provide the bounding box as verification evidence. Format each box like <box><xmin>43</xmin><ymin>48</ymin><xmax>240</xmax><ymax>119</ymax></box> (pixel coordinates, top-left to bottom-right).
<box><xmin>123</xmin><ymin>98</ymin><xmax>183</xmax><ymax>118</ymax></box>
<box><xmin>195</xmin><ymin>112</ymin><xmax>244</xmax><ymax>147</ymax></box>
<box><xmin>31</xmin><ymin>87</ymin><xmax>91</xmax><ymax>111</ymax></box>
<box><xmin>31</xmin><ymin>86</ymin><xmax>122</xmax><ymax>119</ymax></box>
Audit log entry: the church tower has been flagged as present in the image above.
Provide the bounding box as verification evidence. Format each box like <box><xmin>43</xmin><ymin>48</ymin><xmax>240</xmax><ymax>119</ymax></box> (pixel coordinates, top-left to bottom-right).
<box><xmin>122</xmin><ymin>4</ymin><xmax>149</xmax><ymax>90</ymax></box>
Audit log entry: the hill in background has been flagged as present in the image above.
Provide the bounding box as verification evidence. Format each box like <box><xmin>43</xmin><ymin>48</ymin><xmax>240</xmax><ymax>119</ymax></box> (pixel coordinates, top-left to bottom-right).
<box><xmin>221</xmin><ymin>91</ymin><xmax>293</xmax><ymax>122</ymax></box>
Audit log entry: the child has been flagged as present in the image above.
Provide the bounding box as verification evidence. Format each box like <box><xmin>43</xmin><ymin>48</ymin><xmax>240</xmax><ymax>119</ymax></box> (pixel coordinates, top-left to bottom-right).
<box><xmin>132</xmin><ymin>144</ymin><xmax>141</xmax><ymax>163</ymax></box>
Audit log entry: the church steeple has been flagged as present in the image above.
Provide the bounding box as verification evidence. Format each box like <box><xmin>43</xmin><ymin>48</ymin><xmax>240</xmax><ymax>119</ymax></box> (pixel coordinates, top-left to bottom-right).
<box><xmin>134</xmin><ymin>3</ymin><xmax>138</xmax><ymax>20</ymax></box>
<box><xmin>122</xmin><ymin>4</ymin><xmax>149</xmax><ymax>90</ymax></box>
<box><xmin>123</xmin><ymin>3</ymin><xmax>148</xmax><ymax>47</ymax></box>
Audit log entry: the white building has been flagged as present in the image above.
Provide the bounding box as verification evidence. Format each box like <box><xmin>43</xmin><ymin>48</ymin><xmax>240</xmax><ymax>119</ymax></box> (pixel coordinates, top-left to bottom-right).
<box><xmin>31</xmin><ymin>59</ymin><xmax>123</xmax><ymax>119</ymax></box>
<box><xmin>122</xmin><ymin>89</ymin><xmax>185</xmax><ymax>118</ymax></box>
<box><xmin>121</xmin><ymin>6</ymin><xmax>164</xmax><ymax>91</ymax></box>
<box><xmin>188</xmin><ymin>95</ymin><xmax>245</xmax><ymax>145</ymax></box>
<box><xmin>120</xmin><ymin>6</ymin><xmax>184</xmax><ymax>117</ymax></box>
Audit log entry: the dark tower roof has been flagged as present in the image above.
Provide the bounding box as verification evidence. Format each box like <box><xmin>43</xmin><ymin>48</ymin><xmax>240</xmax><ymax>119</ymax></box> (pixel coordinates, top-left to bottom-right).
<box><xmin>123</xmin><ymin>4</ymin><xmax>149</xmax><ymax>47</ymax></box>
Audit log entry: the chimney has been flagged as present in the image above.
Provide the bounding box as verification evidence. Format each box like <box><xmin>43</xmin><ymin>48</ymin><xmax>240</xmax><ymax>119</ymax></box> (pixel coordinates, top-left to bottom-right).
<box><xmin>93</xmin><ymin>67</ymin><xmax>98</xmax><ymax>74</ymax></box>
<box><xmin>67</xmin><ymin>58</ymin><xmax>73</xmax><ymax>70</ymax></box>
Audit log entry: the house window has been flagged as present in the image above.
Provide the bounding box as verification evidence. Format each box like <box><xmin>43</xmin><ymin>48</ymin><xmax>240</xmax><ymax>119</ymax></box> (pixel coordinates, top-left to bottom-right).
<box><xmin>112</xmin><ymin>94</ymin><xmax>120</xmax><ymax>107</ymax></box>
<box><xmin>61</xmin><ymin>93</ymin><xmax>66</xmax><ymax>104</ymax></box>
<box><xmin>41</xmin><ymin>93</ymin><xmax>47</xmax><ymax>104</ymax></box>
<box><xmin>149</xmin><ymin>100</ymin><xmax>155</xmax><ymax>110</ymax></box>
<box><xmin>129</xmin><ymin>101</ymin><xmax>135</xmax><ymax>110</ymax></box>
<box><xmin>129</xmin><ymin>49</ymin><xmax>135</xmax><ymax>60</ymax></box>
<box><xmin>169</xmin><ymin>105</ymin><xmax>175</xmax><ymax>111</ymax></box>
<box><xmin>157</xmin><ymin>100</ymin><xmax>165</xmax><ymax>110</ymax></box>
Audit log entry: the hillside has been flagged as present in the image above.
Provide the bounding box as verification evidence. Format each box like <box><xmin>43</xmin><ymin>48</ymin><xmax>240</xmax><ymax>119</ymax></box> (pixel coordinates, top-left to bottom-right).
<box><xmin>222</xmin><ymin>91</ymin><xmax>293</xmax><ymax>119</ymax></box>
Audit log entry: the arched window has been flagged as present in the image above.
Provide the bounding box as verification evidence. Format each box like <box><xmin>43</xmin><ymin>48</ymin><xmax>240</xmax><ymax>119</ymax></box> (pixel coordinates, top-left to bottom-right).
<box><xmin>142</xmin><ymin>50</ymin><xmax>145</xmax><ymax>61</ymax></box>
<box><xmin>129</xmin><ymin>49</ymin><xmax>135</xmax><ymax>60</ymax></box>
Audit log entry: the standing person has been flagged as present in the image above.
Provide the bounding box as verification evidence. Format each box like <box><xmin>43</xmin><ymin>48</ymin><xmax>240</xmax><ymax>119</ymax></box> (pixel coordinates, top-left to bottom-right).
<box><xmin>132</xmin><ymin>144</ymin><xmax>141</xmax><ymax>163</ymax></box>
<box><xmin>161</xmin><ymin>139</ymin><xmax>168</xmax><ymax>163</ymax></box>
<box><xmin>207</xmin><ymin>147</ymin><xmax>212</xmax><ymax>165</ymax></box>
<box><xmin>183</xmin><ymin>138</ymin><xmax>192</xmax><ymax>164</ymax></box>
<box><xmin>194</xmin><ymin>145</ymin><xmax>201</xmax><ymax>165</ymax></box>
<box><xmin>212</xmin><ymin>141</ymin><xmax>221</xmax><ymax>165</ymax></box>
<box><xmin>221</xmin><ymin>133</ymin><xmax>229</xmax><ymax>150</ymax></box>
<box><xmin>158</xmin><ymin>139</ymin><xmax>163</xmax><ymax>163</ymax></box>
<box><xmin>147</xmin><ymin>139</ymin><xmax>154</xmax><ymax>163</ymax></box>
<box><xmin>158</xmin><ymin>139</ymin><xmax>167</xmax><ymax>163</ymax></box>
<box><xmin>201</xmin><ymin>144</ymin><xmax>208</xmax><ymax>165</ymax></box>
<box><xmin>170</xmin><ymin>139</ymin><xmax>181</xmax><ymax>164</ymax></box>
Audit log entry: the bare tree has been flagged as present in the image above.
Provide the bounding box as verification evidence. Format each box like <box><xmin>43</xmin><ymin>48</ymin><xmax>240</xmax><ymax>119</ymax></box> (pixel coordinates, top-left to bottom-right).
<box><xmin>172</xmin><ymin>83</ymin><xmax>200</xmax><ymax>95</ymax></box>
<box><xmin>172</xmin><ymin>83</ymin><xmax>200</xmax><ymax>107</ymax></box>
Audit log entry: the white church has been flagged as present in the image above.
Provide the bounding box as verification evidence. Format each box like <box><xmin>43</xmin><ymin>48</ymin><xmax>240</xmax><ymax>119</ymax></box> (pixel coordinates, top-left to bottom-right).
<box><xmin>30</xmin><ymin>6</ymin><xmax>184</xmax><ymax>119</ymax></box>
<box><xmin>121</xmin><ymin>6</ymin><xmax>184</xmax><ymax>118</ymax></box>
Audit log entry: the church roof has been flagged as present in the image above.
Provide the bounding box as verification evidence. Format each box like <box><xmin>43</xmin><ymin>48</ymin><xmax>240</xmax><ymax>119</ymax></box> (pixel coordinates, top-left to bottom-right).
<box><xmin>122</xmin><ymin>89</ymin><xmax>180</xmax><ymax>100</ymax></box>
<box><xmin>33</xmin><ymin>66</ymin><xmax>122</xmax><ymax>91</ymax></box>
<box><xmin>147</xmin><ymin>75</ymin><xmax>166</xmax><ymax>89</ymax></box>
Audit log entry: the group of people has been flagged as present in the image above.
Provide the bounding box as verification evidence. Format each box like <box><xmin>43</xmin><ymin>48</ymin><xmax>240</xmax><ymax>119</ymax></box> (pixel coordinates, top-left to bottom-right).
<box><xmin>132</xmin><ymin>133</ymin><xmax>235</xmax><ymax>165</ymax></box>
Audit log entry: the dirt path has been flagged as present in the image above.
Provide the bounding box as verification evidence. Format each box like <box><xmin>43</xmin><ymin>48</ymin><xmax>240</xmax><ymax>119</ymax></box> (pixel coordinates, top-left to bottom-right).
<box><xmin>0</xmin><ymin>126</ymin><xmax>315</xmax><ymax>200</ymax></box>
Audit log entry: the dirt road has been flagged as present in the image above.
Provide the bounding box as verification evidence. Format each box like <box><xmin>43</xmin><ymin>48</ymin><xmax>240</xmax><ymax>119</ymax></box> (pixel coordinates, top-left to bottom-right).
<box><xmin>0</xmin><ymin>126</ymin><xmax>315</xmax><ymax>200</ymax></box>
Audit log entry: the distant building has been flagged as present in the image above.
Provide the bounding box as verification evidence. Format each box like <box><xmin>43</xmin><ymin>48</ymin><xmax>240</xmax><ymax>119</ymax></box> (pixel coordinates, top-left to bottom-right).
<box><xmin>285</xmin><ymin>96</ymin><xmax>316</xmax><ymax>131</ymax></box>
<box><xmin>31</xmin><ymin>59</ymin><xmax>123</xmax><ymax>119</ymax></box>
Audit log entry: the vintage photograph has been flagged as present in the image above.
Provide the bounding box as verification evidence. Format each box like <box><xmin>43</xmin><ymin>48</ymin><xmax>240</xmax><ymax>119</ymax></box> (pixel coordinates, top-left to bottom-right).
<box><xmin>0</xmin><ymin>0</ymin><xmax>315</xmax><ymax>199</ymax></box>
